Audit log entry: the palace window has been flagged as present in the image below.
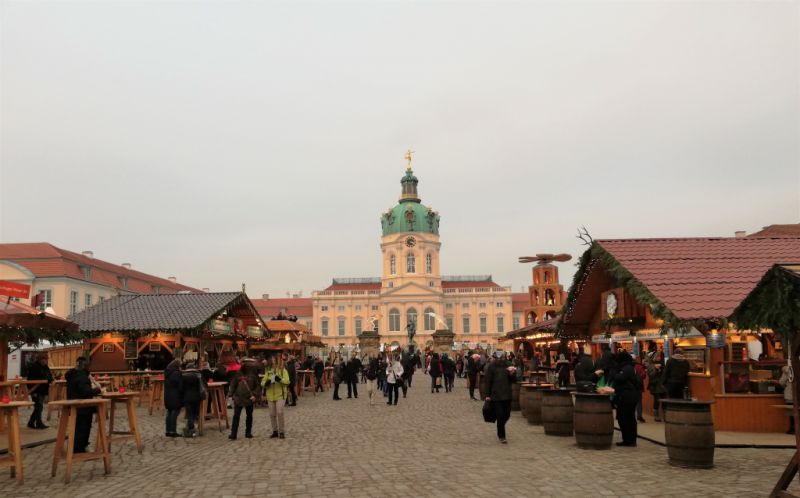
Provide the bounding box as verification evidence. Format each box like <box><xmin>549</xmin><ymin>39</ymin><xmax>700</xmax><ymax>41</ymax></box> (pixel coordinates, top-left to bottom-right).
<box><xmin>337</xmin><ymin>305</ymin><xmax>345</xmax><ymax>312</ymax></box>
<box><xmin>462</xmin><ymin>316</ymin><xmax>470</xmax><ymax>333</ymax></box>
<box><xmin>355</xmin><ymin>318</ymin><xmax>362</xmax><ymax>335</ymax></box>
<box><xmin>371</xmin><ymin>305</ymin><xmax>379</xmax><ymax>311</ymax></box>
<box><xmin>406</xmin><ymin>308</ymin><xmax>417</xmax><ymax>330</ymax></box>
<box><xmin>461</xmin><ymin>303</ymin><xmax>469</xmax><ymax>309</ymax></box>
<box><xmin>446</xmin><ymin>316</ymin><xmax>454</xmax><ymax>331</ymax></box>
<box><xmin>497</xmin><ymin>315</ymin><xmax>505</xmax><ymax>333</ymax></box>
<box><xmin>445</xmin><ymin>303</ymin><xmax>453</xmax><ymax>309</ymax></box>
<box><xmin>390</xmin><ymin>255</ymin><xmax>396</xmax><ymax>275</ymax></box>
<box><xmin>496</xmin><ymin>302</ymin><xmax>504</xmax><ymax>308</ymax></box>
<box><xmin>321</xmin><ymin>318</ymin><xmax>329</xmax><ymax>336</ymax></box>
<box><xmin>480</xmin><ymin>315</ymin><xmax>487</xmax><ymax>333</ymax></box>
<box><xmin>426</xmin><ymin>254</ymin><xmax>432</xmax><ymax>273</ymax></box>
<box><xmin>389</xmin><ymin>309</ymin><xmax>401</xmax><ymax>331</ymax></box>
<box><xmin>479</xmin><ymin>302</ymin><xmax>487</xmax><ymax>309</ymax></box>
<box><xmin>513</xmin><ymin>316</ymin><xmax>520</xmax><ymax>330</ymax></box>
<box><xmin>423</xmin><ymin>307</ymin><xmax>435</xmax><ymax>330</ymax></box>
<box><xmin>355</xmin><ymin>304</ymin><xmax>362</xmax><ymax>311</ymax></box>
<box><xmin>320</xmin><ymin>305</ymin><xmax>329</xmax><ymax>312</ymax></box>
<box><xmin>85</xmin><ymin>294</ymin><xmax>93</xmax><ymax>309</ymax></box>
<box><xmin>69</xmin><ymin>290</ymin><xmax>79</xmax><ymax>316</ymax></box>
<box><xmin>406</xmin><ymin>253</ymin><xmax>416</xmax><ymax>273</ymax></box>
<box><xmin>338</xmin><ymin>318</ymin><xmax>346</xmax><ymax>336</ymax></box>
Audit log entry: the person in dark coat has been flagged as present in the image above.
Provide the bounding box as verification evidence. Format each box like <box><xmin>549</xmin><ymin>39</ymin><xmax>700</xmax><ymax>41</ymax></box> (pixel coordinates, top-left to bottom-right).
<box><xmin>574</xmin><ymin>353</ymin><xmax>598</xmax><ymax>392</ymax></box>
<box><xmin>346</xmin><ymin>356</ymin><xmax>361</xmax><ymax>399</ymax></box>
<box><xmin>484</xmin><ymin>351</ymin><xmax>516</xmax><ymax>443</ymax></box>
<box><xmin>228</xmin><ymin>360</ymin><xmax>259</xmax><ymax>440</ymax></box>
<box><xmin>332</xmin><ymin>358</ymin><xmax>344</xmax><ymax>401</ymax></box>
<box><xmin>555</xmin><ymin>354</ymin><xmax>571</xmax><ymax>388</ymax></box>
<box><xmin>400</xmin><ymin>353</ymin><xmax>414</xmax><ymax>397</ymax></box>
<box><xmin>181</xmin><ymin>362</ymin><xmax>205</xmax><ymax>437</ymax></box>
<box><xmin>26</xmin><ymin>353</ymin><xmax>53</xmax><ymax>429</ymax></box>
<box><xmin>613</xmin><ymin>351</ymin><xmax>642</xmax><ymax>447</ymax></box>
<box><xmin>663</xmin><ymin>348</ymin><xmax>691</xmax><ymax>399</ymax></box>
<box><xmin>65</xmin><ymin>357</ymin><xmax>102</xmax><ymax>452</ymax></box>
<box><xmin>164</xmin><ymin>359</ymin><xmax>183</xmax><ymax>437</ymax></box>
<box><xmin>285</xmin><ymin>355</ymin><xmax>298</xmax><ymax>406</ymax></box>
<box><xmin>467</xmin><ymin>352</ymin><xmax>480</xmax><ymax>400</ymax></box>
<box><xmin>429</xmin><ymin>353</ymin><xmax>442</xmax><ymax>393</ymax></box>
<box><xmin>442</xmin><ymin>354</ymin><xmax>456</xmax><ymax>393</ymax></box>
<box><xmin>313</xmin><ymin>356</ymin><xmax>325</xmax><ymax>393</ymax></box>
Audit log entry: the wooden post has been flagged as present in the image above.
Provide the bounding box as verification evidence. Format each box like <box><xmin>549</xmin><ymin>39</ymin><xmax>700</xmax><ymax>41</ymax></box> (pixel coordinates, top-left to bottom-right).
<box><xmin>771</xmin><ymin>336</ymin><xmax>800</xmax><ymax>498</ymax></box>
<box><xmin>0</xmin><ymin>339</ymin><xmax>8</xmax><ymax>382</ymax></box>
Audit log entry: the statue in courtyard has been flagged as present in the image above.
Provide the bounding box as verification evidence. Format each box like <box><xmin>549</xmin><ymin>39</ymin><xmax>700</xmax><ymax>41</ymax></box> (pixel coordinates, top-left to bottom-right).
<box><xmin>406</xmin><ymin>318</ymin><xmax>416</xmax><ymax>343</ymax></box>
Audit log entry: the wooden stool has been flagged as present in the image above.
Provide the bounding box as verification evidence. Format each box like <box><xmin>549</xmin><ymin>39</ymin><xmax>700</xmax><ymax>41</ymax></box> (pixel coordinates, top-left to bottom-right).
<box><xmin>101</xmin><ymin>392</ymin><xmax>143</xmax><ymax>454</ymax></box>
<box><xmin>148</xmin><ymin>379</ymin><xmax>164</xmax><ymax>416</ymax></box>
<box><xmin>0</xmin><ymin>401</ymin><xmax>33</xmax><ymax>484</ymax></box>
<box><xmin>199</xmin><ymin>382</ymin><xmax>228</xmax><ymax>435</ymax></box>
<box><xmin>47</xmin><ymin>380</ymin><xmax>67</xmax><ymax>421</ymax></box>
<box><xmin>50</xmin><ymin>398</ymin><xmax>111</xmax><ymax>484</ymax></box>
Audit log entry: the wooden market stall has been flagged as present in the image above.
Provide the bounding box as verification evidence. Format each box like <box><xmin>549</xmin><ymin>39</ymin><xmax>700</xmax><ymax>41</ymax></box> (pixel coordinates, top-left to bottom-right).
<box><xmin>559</xmin><ymin>236</ymin><xmax>800</xmax><ymax>433</ymax></box>
<box><xmin>69</xmin><ymin>292</ymin><xmax>266</xmax><ymax>389</ymax></box>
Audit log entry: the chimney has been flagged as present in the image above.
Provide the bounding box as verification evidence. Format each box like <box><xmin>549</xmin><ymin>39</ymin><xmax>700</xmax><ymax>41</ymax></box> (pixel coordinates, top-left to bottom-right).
<box><xmin>201</xmin><ymin>287</ymin><xmax>209</xmax><ymax>293</ymax></box>
<box><xmin>735</xmin><ymin>230</ymin><xmax>746</xmax><ymax>238</ymax></box>
<box><xmin>82</xmin><ymin>250</ymin><xmax>94</xmax><ymax>259</ymax></box>
<box><xmin>262</xmin><ymin>294</ymin><xmax>270</xmax><ymax>300</ymax></box>
<box><xmin>168</xmin><ymin>276</ymin><xmax>177</xmax><ymax>283</ymax></box>
<box><xmin>121</xmin><ymin>263</ymin><xmax>131</xmax><ymax>270</ymax></box>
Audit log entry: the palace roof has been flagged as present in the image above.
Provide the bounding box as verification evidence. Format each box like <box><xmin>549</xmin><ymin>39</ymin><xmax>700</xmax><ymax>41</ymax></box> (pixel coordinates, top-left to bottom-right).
<box><xmin>251</xmin><ymin>298</ymin><xmax>313</xmax><ymax>318</ymax></box>
<box><xmin>0</xmin><ymin>243</ymin><xmax>200</xmax><ymax>294</ymax></box>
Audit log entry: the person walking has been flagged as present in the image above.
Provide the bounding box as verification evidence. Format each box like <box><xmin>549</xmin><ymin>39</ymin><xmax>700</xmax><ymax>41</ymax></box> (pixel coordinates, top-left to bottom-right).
<box><xmin>429</xmin><ymin>353</ymin><xmax>442</xmax><ymax>393</ymax></box>
<box><xmin>643</xmin><ymin>344</ymin><xmax>666</xmax><ymax>421</ymax></box>
<box><xmin>555</xmin><ymin>354</ymin><xmax>571</xmax><ymax>388</ymax></box>
<box><xmin>613</xmin><ymin>351</ymin><xmax>642</xmax><ymax>447</ymax></box>
<box><xmin>181</xmin><ymin>362</ymin><xmax>205</xmax><ymax>438</ymax></box>
<box><xmin>26</xmin><ymin>353</ymin><xmax>53</xmax><ymax>429</ymax></box>
<box><xmin>386</xmin><ymin>355</ymin><xmax>404</xmax><ymax>406</ymax></box>
<box><xmin>285</xmin><ymin>355</ymin><xmax>298</xmax><ymax>407</ymax></box>
<box><xmin>365</xmin><ymin>356</ymin><xmax>379</xmax><ymax>405</ymax></box>
<box><xmin>467</xmin><ymin>353</ymin><xmax>480</xmax><ymax>400</ymax></box>
<box><xmin>262</xmin><ymin>356</ymin><xmax>290</xmax><ymax>439</ymax></box>
<box><xmin>780</xmin><ymin>365</ymin><xmax>795</xmax><ymax>434</ymax></box>
<box><xmin>484</xmin><ymin>351</ymin><xmax>516</xmax><ymax>444</ymax></box>
<box><xmin>332</xmin><ymin>357</ymin><xmax>344</xmax><ymax>401</ymax></box>
<box><xmin>164</xmin><ymin>359</ymin><xmax>183</xmax><ymax>437</ymax></box>
<box><xmin>65</xmin><ymin>357</ymin><xmax>103</xmax><ymax>452</ymax></box>
<box><xmin>313</xmin><ymin>356</ymin><xmax>325</xmax><ymax>393</ymax></box>
<box><xmin>346</xmin><ymin>355</ymin><xmax>361</xmax><ymax>399</ymax></box>
<box><xmin>663</xmin><ymin>348</ymin><xmax>691</xmax><ymax>399</ymax></box>
<box><xmin>633</xmin><ymin>356</ymin><xmax>647</xmax><ymax>423</ymax></box>
<box><xmin>229</xmin><ymin>359</ymin><xmax>259</xmax><ymax>440</ymax></box>
<box><xmin>442</xmin><ymin>353</ymin><xmax>456</xmax><ymax>393</ymax></box>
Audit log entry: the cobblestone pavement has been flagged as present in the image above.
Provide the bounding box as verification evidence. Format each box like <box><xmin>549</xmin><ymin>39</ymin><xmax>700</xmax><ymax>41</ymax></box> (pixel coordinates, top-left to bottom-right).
<box><xmin>4</xmin><ymin>377</ymin><xmax>796</xmax><ymax>497</ymax></box>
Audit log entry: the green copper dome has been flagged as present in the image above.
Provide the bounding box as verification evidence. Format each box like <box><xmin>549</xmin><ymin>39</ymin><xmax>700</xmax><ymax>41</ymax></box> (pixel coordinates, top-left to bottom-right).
<box><xmin>380</xmin><ymin>168</ymin><xmax>440</xmax><ymax>236</ymax></box>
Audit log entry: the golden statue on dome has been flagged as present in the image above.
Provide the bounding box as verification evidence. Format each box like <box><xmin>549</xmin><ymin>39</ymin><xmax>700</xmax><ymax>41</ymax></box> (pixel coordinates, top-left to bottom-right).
<box><xmin>404</xmin><ymin>149</ymin><xmax>414</xmax><ymax>170</ymax></box>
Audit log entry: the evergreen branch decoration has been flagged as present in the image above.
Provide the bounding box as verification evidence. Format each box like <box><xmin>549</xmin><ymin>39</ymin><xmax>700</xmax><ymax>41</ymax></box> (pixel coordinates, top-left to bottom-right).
<box><xmin>734</xmin><ymin>266</ymin><xmax>800</xmax><ymax>341</ymax></box>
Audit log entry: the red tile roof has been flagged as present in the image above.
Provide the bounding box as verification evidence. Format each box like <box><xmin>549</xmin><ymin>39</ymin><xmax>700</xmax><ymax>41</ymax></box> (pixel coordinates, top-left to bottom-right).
<box><xmin>0</xmin><ymin>243</ymin><xmax>201</xmax><ymax>293</ymax></box>
<box><xmin>596</xmin><ymin>237</ymin><xmax>800</xmax><ymax>320</ymax></box>
<box><xmin>511</xmin><ymin>292</ymin><xmax>529</xmax><ymax>312</ymax></box>
<box><xmin>748</xmin><ymin>224</ymin><xmax>800</xmax><ymax>238</ymax></box>
<box><xmin>251</xmin><ymin>298</ymin><xmax>313</xmax><ymax>318</ymax></box>
<box><xmin>325</xmin><ymin>283</ymin><xmax>381</xmax><ymax>291</ymax></box>
<box><xmin>441</xmin><ymin>281</ymin><xmax>503</xmax><ymax>289</ymax></box>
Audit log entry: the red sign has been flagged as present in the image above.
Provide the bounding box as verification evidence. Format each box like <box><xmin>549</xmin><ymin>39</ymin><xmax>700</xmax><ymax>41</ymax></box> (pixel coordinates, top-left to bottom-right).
<box><xmin>0</xmin><ymin>280</ymin><xmax>30</xmax><ymax>299</ymax></box>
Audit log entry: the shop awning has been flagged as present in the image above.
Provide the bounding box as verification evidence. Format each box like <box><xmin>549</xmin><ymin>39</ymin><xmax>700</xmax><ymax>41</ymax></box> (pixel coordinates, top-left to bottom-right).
<box><xmin>501</xmin><ymin>316</ymin><xmax>560</xmax><ymax>341</ymax></box>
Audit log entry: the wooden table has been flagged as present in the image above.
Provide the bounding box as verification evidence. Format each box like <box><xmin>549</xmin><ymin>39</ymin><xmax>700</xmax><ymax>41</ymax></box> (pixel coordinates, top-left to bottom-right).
<box><xmin>101</xmin><ymin>392</ymin><xmax>143</xmax><ymax>454</ymax></box>
<box><xmin>0</xmin><ymin>379</ymin><xmax>48</xmax><ymax>402</ymax></box>
<box><xmin>0</xmin><ymin>401</ymin><xmax>33</xmax><ymax>484</ymax></box>
<box><xmin>199</xmin><ymin>382</ymin><xmax>228</xmax><ymax>436</ymax></box>
<box><xmin>296</xmin><ymin>370</ymin><xmax>316</xmax><ymax>397</ymax></box>
<box><xmin>47</xmin><ymin>380</ymin><xmax>68</xmax><ymax>421</ymax></box>
<box><xmin>148</xmin><ymin>378</ymin><xmax>164</xmax><ymax>415</ymax></box>
<box><xmin>50</xmin><ymin>398</ymin><xmax>111</xmax><ymax>484</ymax></box>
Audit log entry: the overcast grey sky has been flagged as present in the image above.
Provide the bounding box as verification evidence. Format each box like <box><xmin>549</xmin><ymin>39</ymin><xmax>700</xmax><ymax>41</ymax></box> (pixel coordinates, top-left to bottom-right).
<box><xmin>1</xmin><ymin>1</ymin><xmax>798</xmax><ymax>296</ymax></box>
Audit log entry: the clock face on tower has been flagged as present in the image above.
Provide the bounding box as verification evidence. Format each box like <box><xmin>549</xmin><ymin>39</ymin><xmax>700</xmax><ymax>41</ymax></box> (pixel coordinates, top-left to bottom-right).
<box><xmin>405</xmin><ymin>236</ymin><xmax>416</xmax><ymax>247</ymax></box>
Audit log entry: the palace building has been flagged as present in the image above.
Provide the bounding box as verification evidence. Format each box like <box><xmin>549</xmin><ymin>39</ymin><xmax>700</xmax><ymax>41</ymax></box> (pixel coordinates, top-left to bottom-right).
<box><xmin>254</xmin><ymin>156</ymin><xmax>519</xmax><ymax>351</ymax></box>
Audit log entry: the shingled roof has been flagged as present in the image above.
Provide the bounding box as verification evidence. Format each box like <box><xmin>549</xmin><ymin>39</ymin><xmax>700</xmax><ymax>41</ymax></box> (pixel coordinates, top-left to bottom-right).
<box><xmin>71</xmin><ymin>292</ymin><xmax>258</xmax><ymax>333</ymax></box>
<box><xmin>562</xmin><ymin>237</ymin><xmax>800</xmax><ymax>334</ymax></box>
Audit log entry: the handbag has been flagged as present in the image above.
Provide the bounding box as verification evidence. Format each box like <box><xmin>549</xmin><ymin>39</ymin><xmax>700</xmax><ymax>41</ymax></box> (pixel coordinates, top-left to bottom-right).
<box><xmin>482</xmin><ymin>400</ymin><xmax>496</xmax><ymax>423</ymax></box>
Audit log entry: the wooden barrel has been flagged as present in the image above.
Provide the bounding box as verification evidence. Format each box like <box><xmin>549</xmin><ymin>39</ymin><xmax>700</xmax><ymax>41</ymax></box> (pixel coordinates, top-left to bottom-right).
<box><xmin>511</xmin><ymin>382</ymin><xmax>521</xmax><ymax>411</ymax></box>
<box><xmin>542</xmin><ymin>389</ymin><xmax>574</xmax><ymax>436</ymax></box>
<box><xmin>663</xmin><ymin>400</ymin><xmax>715</xmax><ymax>469</ymax></box>
<box><xmin>573</xmin><ymin>392</ymin><xmax>614</xmax><ymax>449</ymax></box>
<box><xmin>522</xmin><ymin>384</ymin><xmax>553</xmax><ymax>425</ymax></box>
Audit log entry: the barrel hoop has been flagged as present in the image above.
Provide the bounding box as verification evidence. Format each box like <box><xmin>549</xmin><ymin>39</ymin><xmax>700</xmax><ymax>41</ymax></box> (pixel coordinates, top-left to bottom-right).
<box><xmin>575</xmin><ymin>431</ymin><xmax>614</xmax><ymax>436</ymax></box>
<box><xmin>666</xmin><ymin>443</ymin><xmax>715</xmax><ymax>450</ymax></box>
<box><xmin>573</xmin><ymin>409</ymin><xmax>611</xmax><ymax>414</ymax></box>
<box><xmin>664</xmin><ymin>421</ymin><xmax>714</xmax><ymax>428</ymax></box>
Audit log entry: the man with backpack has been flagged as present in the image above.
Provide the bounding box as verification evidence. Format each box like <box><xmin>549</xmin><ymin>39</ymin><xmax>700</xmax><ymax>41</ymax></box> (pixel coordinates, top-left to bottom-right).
<box><xmin>365</xmin><ymin>356</ymin><xmax>379</xmax><ymax>406</ymax></box>
<box><xmin>229</xmin><ymin>359</ymin><xmax>259</xmax><ymax>440</ymax></box>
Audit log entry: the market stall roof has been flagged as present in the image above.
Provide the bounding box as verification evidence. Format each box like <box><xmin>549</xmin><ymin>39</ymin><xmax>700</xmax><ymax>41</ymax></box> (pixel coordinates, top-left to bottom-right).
<box><xmin>561</xmin><ymin>237</ymin><xmax>800</xmax><ymax>334</ymax></box>
<box><xmin>0</xmin><ymin>299</ymin><xmax>80</xmax><ymax>343</ymax></box>
<box><xmin>70</xmin><ymin>292</ymin><xmax>262</xmax><ymax>334</ymax></box>
<box><xmin>501</xmin><ymin>316</ymin><xmax>560</xmax><ymax>341</ymax></box>
<box><xmin>265</xmin><ymin>320</ymin><xmax>309</xmax><ymax>333</ymax></box>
